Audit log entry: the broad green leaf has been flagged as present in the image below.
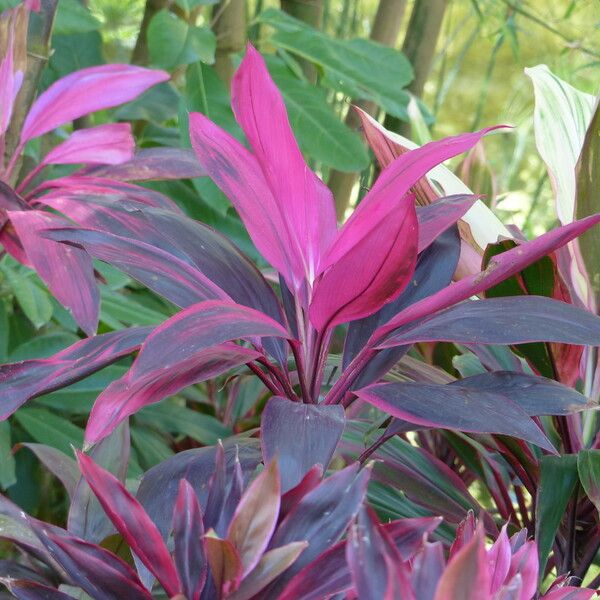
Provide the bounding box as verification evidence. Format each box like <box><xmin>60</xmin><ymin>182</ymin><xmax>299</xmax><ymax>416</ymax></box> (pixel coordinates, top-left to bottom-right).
<box><xmin>54</xmin><ymin>0</ymin><xmax>100</xmax><ymax>35</ymax></box>
<box><xmin>131</xmin><ymin>426</ymin><xmax>174</xmax><ymax>470</ymax></box>
<box><xmin>258</xmin><ymin>8</ymin><xmax>413</xmax><ymax>119</ymax></box>
<box><xmin>535</xmin><ymin>454</ymin><xmax>579</xmax><ymax>577</ymax></box>
<box><xmin>266</xmin><ymin>57</ymin><xmax>369</xmax><ymax>172</ymax></box>
<box><xmin>14</xmin><ymin>408</ymin><xmax>84</xmax><ymax>455</ymax></box>
<box><xmin>138</xmin><ymin>401</ymin><xmax>231</xmax><ymax>445</ymax></box>
<box><xmin>115</xmin><ymin>83</ymin><xmax>180</xmax><ymax>123</ymax></box>
<box><xmin>9</xmin><ymin>331</ymin><xmax>80</xmax><ymax>362</ymax></box>
<box><xmin>0</xmin><ymin>299</ymin><xmax>8</xmax><ymax>362</ymax></box>
<box><xmin>0</xmin><ymin>422</ymin><xmax>16</xmax><ymax>489</ymax></box>
<box><xmin>575</xmin><ymin>97</ymin><xmax>600</xmax><ymax>306</ymax></box>
<box><xmin>578</xmin><ymin>449</ymin><xmax>600</xmax><ymax>515</ymax></box>
<box><xmin>148</xmin><ymin>10</ymin><xmax>215</xmax><ymax>70</ymax></box>
<box><xmin>45</xmin><ymin>31</ymin><xmax>104</xmax><ymax>82</ymax></box>
<box><xmin>100</xmin><ymin>289</ymin><xmax>167</xmax><ymax>327</ymax></box>
<box><xmin>525</xmin><ymin>64</ymin><xmax>595</xmax><ymax>224</ymax></box>
<box><xmin>1</xmin><ymin>267</ymin><xmax>53</xmax><ymax>329</ymax></box>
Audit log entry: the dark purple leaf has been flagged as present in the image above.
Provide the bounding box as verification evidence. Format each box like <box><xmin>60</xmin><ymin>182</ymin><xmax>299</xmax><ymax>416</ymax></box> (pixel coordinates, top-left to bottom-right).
<box><xmin>451</xmin><ymin>372</ymin><xmax>589</xmax><ymax>416</ymax></box>
<box><xmin>346</xmin><ymin>507</ymin><xmax>403</xmax><ymax>600</ymax></box>
<box><xmin>0</xmin><ymin>181</ymin><xmax>29</xmax><ymax>211</ymax></box>
<box><xmin>17</xmin><ymin>444</ymin><xmax>79</xmax><ymax>498</ymax></box>
<box><xmin>9</xmin><ymin>210</ymin><xmax>99</xmax><ymax>335</ymax></box>
<box><xmin>30</xmin><ymin>523</ymin><xmax>153</xmax><ymax>600</ymax></box>
<box><xmin>0</xmin><ymin>327</ymin><xmax>152</xmax><ymax>419</ymax></box>
<box><xmin>261</xmin><ymin>396</ymin><xmax>345</xmax><ymax>492</ymax></box>
<box><xmin>80</xmin><ymin>148</ymin><xmax>205</xmax><ymax>181</ymax></box>
<box><xmin>75</xmin><ymin>451</ymin><xmax>181</xmax><ymax>597</ymax></box>
<box><xmin>264</xmin><ymin>463</ymin><xmax>371</xmax><ymax>596</ymax></box>
<box><xmin>279</xmin><ymin>517</ymin><xmax>439</xmax><ymax>600</ymax></box>
<box><xmin>0</xmin><ymin>580</ymin><xmax>76</xmax><ymax>600</ymax></box>
<box><xmin>173</xmin><ymin>480</ymin><xmax>207</xmax><ymax>600</ymax></box>
<box><xmin>379</xmin><ymin>296</ymin><xmax>600</xmax><ymax>349</ymax></box>
<box><xmin>43</xmin><ymin>227</ymin><xmax>228</xmax><ymax>309</ymax></box>
<box><xmin>355</xmin><ymin>381</ymin><xmax>556</xmax><ymax>452</ymax></box>
<box><xmin>343</xmin><ymin>226</ymin><xmax>460</xmax><ymax>388</ymax></box>
<box><xmin>411</xmin><ymin>542</ymin><xmax>445</xmax><ymax>600</ymax></box>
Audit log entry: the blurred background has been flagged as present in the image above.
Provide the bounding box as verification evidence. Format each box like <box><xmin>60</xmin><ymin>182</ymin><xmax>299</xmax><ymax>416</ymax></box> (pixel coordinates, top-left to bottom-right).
<box><xmin>82</xmin><ymin>0</ymin><xmax>600</xmax><ymax>237</ymax></box>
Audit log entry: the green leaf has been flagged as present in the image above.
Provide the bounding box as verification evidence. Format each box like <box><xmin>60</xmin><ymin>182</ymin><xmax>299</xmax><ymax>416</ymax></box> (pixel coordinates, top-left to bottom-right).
<box><xmin>1</xmin><ymin>267</ymin><xmax>53</xmax><ymax>329</ymax></box>
<box><xmin>100</xmin><ymin>289</ymin><xmax>167</xmax><ymax>327</ymax></box>
<box><xmin>114</xmin><ymin>83</ymin><xmax>180</xmax><ymax>123</ymax></box>
<box><xmin>54</xmin><ymin>0</ymin><xmax>100</xmax><ymax>35</ymax></box>
<box><xmin>535</xmin><ymin>454</ymin><xmax>579</xmax><ymax>577</ymax></box>
<box><xmin>266</xmin><ymin>57</ymin><xmax>369</xmax><ymax>172</ymax></box>
<box><xmin>577</xmin><ymin>449</ymin><xmax>600</xmax><ymax>515</ymax></box>
<box><xmin>14</xmin><ymin>408</ymin><xmax>84</xmax><ymax>455</ymax></box>
<box><xmin>0</xmin><ymin>299</ymin><xmax>8</xmax><ymax>362</ymax></box>
<box><xmin>138</xmin><ymin>400</ymin><xmax>231</xmax><ymax>445</ymax></box>
<box><xmin>525</xmin><ymin>64</ymin><xmax>595</xmax><ymax>224</ymax></box>
<box><xmin>148</xmin><ymin>10</ymin><xmax>215</xmax><ymax>69</ymax></box>
<box><xmin>258</xmin><ymin>8</ymin><xmax>413</xmax><ymax>119</ymax></box>
<box><xmin>45</xmin><ymin>31</ymin><xmax>104</xmax><ymax>82</ymax></box>
<box><xmin>575</xmin><ymin>96</ymin><xmax>600</xmax><ymax>306</ymax></box>
<box><xmin>131</xmin><ymin>426</ymin><xmax>174</xmax><ymax>470</ymax></box>
<box><xmin>9</xmin><ymin>331</ymin><xmax>80</xmax><ymax>362</ymax></box>
<box><xmin>0</xmin><ymin>422</ymin><xmax>16</xmax><ymax>489</ymax></box>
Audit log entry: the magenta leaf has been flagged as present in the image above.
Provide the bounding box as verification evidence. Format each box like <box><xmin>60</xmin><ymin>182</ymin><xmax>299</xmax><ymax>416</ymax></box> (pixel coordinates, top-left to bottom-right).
<box><xmin>231</xmin><ymin>44</ymin><xmax>337</xmax><ymax>288</ymax></box>
<box><xmin>0</xmin><ymin>327</ymin><xmax>152</xmax><ymax>419</ymax></box>
<box><xmin>261</xmin><ymin>396</ymin><xmax>345</xmax><ymax>492</ymax></box>
<box><xmin>375</xmin><ymin>213</ymin><xmax>600</xmax><ymax>338</ymax></box>
<box><xmin>9</xmin><ymin>210</ymin><xmax>99</xmax><ymax>335</ymax></box>
<box><xmin>21</xmin><ymin>64</ymin><xmax>169</xmax><ymax>143</ymax></box>
<box><xmin>76</xmin><ymin>451</ymin><xmax>181</xmax><ymax>597</ymax></box>
<box><xmin>343</xmin><ymin>227</ymin><xmax>460</xmax><ymax>388</ymax></box>
<box><xmin>30</xmin><ymin>524</ymin><xmax>153</xmax><ymax>600</ymax></box>
<box><xmin>86</xmin><ymin>344</ymin><xmax>259</xmax><ymax>446</ymax></box>
<box><xmin>79</xmin><ymin>147</ymin><xmax>205</xmax><ymax>181</ymax></box>
<box><xmin>309</xmin><ymin>192</ymin><xmax>418</xmax><ymax>330</ymax></box>
<box><xmin>189</xmin><ymin>110</ymin><xmax>304</xmax><ymax>292</ymax></box>
<box><xmin>310</xmin><ymin>126</ymin><xmax>499</xmax><ymax>330</ymax></box>
<box><xmin>355</xmin><ymin>381</ymin><xmax>556</xmax><ymax>452</ymax></box>
<box><xmin>40</xmin><ymin>123</ymin><xmax>135</xmax><ymax>167</ymax></box>
<box><xmin>173</xmin><ymin>480</ymin><xmax>207</xmax><ymax>600</ymax></box>
<box><xmin>416</xmin><ymin>194</ymin><xmax>477</xmax><ymax>252</ymax></box>
<box><xmin>378</xmin><ymin>296</ymin><xmax>600</xmax><ymax>349</ymax></box>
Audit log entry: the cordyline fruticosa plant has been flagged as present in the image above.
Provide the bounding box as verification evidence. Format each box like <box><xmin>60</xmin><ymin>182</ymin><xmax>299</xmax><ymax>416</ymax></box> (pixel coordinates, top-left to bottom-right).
<box><xmin>0</xmin><ymin>442</ymin><xmax>595</xmax><ymax>599</ymax></box>
<box><xmin>0</xmin><ymin>23</ymin><xmax>599</xmax><ymax>600</ymax></box>
<box><xmin>0</xmin><ymin>1</ymin><xmax>204</xmax><ymax>335</ymax></box>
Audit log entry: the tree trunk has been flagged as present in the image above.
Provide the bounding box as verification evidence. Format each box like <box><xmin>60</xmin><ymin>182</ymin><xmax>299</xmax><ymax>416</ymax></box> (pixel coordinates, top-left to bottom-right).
<box><xmin>4</xmin><ymin>0</ymin><xmax>58</xmax><ymax>179</ymax></box>
<box><xmin>328</xmin><ymin>0</ymin><xmax>407</xmax><ymax>219</ymax></box>
<box><xmin>131</xmin><ymin>0</ymin><xmax>170</xmax><ymax>66</ymax></box>
<box><xmin>212</xmin><ymin>0</ymin><xmax>247</xmax><ymax>89</ymax></box>
<box><xmin>384</xmin><ymin>0</ymin><xmax>448</xmax><ymax>137</ymax></box>
<box><xmin>280</xmin><ymin>0</ymin><xmax>323</xmax><ymax>83</ymax></box>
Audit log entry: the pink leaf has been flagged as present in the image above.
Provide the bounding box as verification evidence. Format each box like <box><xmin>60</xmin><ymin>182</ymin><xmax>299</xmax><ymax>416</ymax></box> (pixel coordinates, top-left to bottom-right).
<box><xmin>21</xmin><ymin>64</ymin><xmax>169</xmax><ymax>143</ymax></box>
<box><xmin>227</xmin><ymin>460</ymin><xmax>281</xmax><ymax>576</ymax></box>
<box><xmin>375</xmin><ymin>213</ymin><xmax>600</xmax><ymax>339</ymax></box>
<box><xmin>75</xmin><ymin>451</ymin><xmax>181</xmax><ymax>597</ymax></box>
<box><xmin>8</xmin><ymin>210</ymin><xmax>99</xmax><ymax>335</ymax></box>
<box><xmin>189</xmin><ymin>111</ymin><xmax>303</xmax><ymax>291</ymax></box>
<box><xmin>85</xmin><ymin>300</ymin><xmax>288</xmax><ymax>445</ymax></box>
<box><xmin>433</xmin><ymin>526</ymin><xmax>490</xmax><ymax>600</ymax></box>
<box><xmin>231</xmin><ymin>45</ymin><xmax>336</xmax><ymax>285</ymax></box>
<box><xmin>41</xmin><ymin>123</ymin><xmax>135</xmax><ymax>167</ymax></box>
